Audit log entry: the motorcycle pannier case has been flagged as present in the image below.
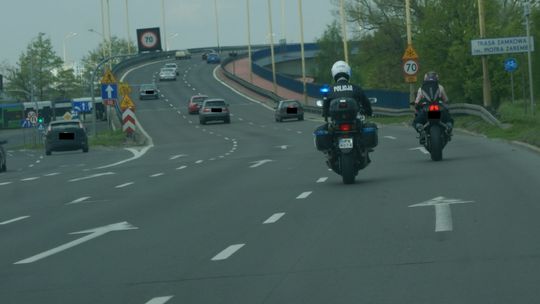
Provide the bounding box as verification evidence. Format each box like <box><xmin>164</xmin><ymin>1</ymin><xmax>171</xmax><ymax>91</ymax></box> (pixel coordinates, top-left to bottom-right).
<box><xmin>329</xmin><ymin>98</ymin><xmax>359</xmax><ymax>121</ymax></box>
<box><xmin>314</xmin><ymin>124</ymin><xmax>332</xmax><ymax>151</ymax></box>
<box><xmin>361</xmin><ymin>122</ymin><xmax>378</xmax><ymax>148</ymax></box>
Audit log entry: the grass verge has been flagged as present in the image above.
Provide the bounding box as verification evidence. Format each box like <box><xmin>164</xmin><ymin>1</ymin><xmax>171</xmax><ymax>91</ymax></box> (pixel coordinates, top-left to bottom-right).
<box><xmin>89</xmin><ymin>129</ymin><xmax>127</xmax><ymax>147</ymax></box>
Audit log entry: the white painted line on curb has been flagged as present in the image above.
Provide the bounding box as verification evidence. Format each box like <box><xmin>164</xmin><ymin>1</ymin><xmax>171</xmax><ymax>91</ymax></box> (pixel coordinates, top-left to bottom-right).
<box><xmin>115</xmin><ymin>182</ymin><xmax>134</xmax><ymax>189</ymax></box>
<box><xmin>263</xmin><ymin>213</ymin><xmax>285</xmax><ymax>224</ymax></box>
<box><xmin>316</xmin><ymin>177</ymin><xmax>328</xmax><ymax>183</ymax></box>
<box><xmin>145</xmin><ymin>296</ymin><xmax>174</xmax><ymax>304</ymax></box>
<box><xmin>66</xmin><ymin>196</ymin><xmax>92</xmax><ymax>205</ymax></box>
<box><xmin>211</xmin><ymin>244</ymin><xmax>245</xmax><ymax>261</ymax></box>
<box><xmin>150</xmin><ymin>173</ymin><xmax>164</xmax><ymax>177</ymax></box>
<box><xmin>20</xmin><ymin>177</ymin><xmax>40</xmax><ymax>181</ymax></box>
<box><xmin>296</xmin><ymin>191</ymin><xmax>312</xmax><ymax>199</ymax></box>
<box><xmin>0</xmin><ymin>216</ymin><xmax>30</xmax><ymax>225</ymax></box>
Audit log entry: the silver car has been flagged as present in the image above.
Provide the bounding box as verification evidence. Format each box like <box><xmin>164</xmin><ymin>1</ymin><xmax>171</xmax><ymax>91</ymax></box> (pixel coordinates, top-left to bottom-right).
<box><xmin>164</xmin><ymin>62</ymin><xmax>179</xmax><ymax>75</ymax></box>
<box><xmin>199</xmin><ymin>99</ymin><xmax>231</xmax><ymax>125</ymax></box>
<box><xmin>159</xmin><ymin>68</ymin><xmax>177</xmax><ymax>81</ymax></box>
<box><xmin>139</xmin><ymin>83</ymin><xmax>159</xmax><ymax>100</ymax></box>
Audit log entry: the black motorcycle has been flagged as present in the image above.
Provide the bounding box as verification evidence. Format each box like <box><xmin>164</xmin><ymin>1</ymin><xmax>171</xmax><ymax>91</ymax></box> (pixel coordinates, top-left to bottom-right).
<box><xmin>417</xmin><ymin>100</ymin><xmax>451</xmax><ymax>161</ymax></box>
<box><xmin>314</xmin><ymin>98</ymin><xmax>377</xmax><ymax>184</ymax></box>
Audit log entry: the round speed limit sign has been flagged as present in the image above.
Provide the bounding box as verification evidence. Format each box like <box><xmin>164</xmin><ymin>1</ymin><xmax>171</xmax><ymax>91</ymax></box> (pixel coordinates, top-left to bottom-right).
<box><xmin>403</xmin><ymin>59</ymin><xmax>419</xmax><ymax>76</ymax></box>
<box><xmin>140</xmin><ymin>31</ymin><xmax>159</xmax><ymax>49</ymax></box>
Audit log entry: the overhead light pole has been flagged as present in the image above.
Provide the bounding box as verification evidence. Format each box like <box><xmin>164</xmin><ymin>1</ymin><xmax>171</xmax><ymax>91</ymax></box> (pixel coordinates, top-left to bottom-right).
<box><xmin>124</xmin><ymin>0</ymin><xmax>132</xmax><ymax>54</ymax></box>
<box><xmin>161</xmin><ymin>0</ymin><xmax>168</xmax><ymax>51</ymax></box>
<box><xmin>267</xmin><ymin>0</ymin><xmax>278</xmax><ymax>95</ymax></box>
<box><xmin>214</xmin><ymin>0</ymin><xmax>221</xmax><ymax>52</ymax></box>
<box><xmin>105</xmin><ymin>0</ymin><xmax>112</xmax><ymax>67</ymax></box>
<box><xmin>246</xmin><ymin>0</ymin><xmax>253</xmax><ymax>83</ymax></box>
<box><xmin>477</xmin><ymin>0</ymin><xmax>492</xmax><ymax>108</ymax></box>
<box><xmin>524</xmin><ymin>0</ymin><xmax>535</xmax><ymax>115</ymax></box>
<box><xmin>339</xmin><ymin>0</ymin><xmax>349</xmax><ymax>63</ymax></box>
<box><xmin>168</xmin><ymin>33</ymin><xmax>179</xmax><ymax>51</ymax></box>
<box><xmin>298</xmin><ymin>0</ymin><xmax>307</xmax><ymax>104</ymax></box>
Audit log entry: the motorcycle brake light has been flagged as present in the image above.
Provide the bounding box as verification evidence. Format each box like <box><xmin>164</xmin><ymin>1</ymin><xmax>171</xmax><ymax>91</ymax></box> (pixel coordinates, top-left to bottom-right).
<box><xmin>339</xmin><ymin>123</ymin><xmax>352</xmax><ymax>131</ymax></box>
<box><xmin>429</xmin><ymin>104</ymin><xmax>440</xmax><ymax>111</ymax></box>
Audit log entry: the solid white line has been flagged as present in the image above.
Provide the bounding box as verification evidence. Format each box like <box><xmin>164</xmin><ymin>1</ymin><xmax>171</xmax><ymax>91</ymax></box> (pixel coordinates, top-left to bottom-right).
<box><xmin>384</xmin><ymin>136</ymin><xmax>397</xmax><ymax>140</ymax></box>
<box><xmin>195</xmin><ymin>160</ymin><xmax>203</xmax><ymax>164</ymax></box>
<box><xmin>211</xmin><ymin>244</ymin><xmax>245</xmax><ymax>261</ymax></box>
<box><xmin>69</xmin><ymin>172</ymin><xmax>115</xmax><ymax>182</ymax></box>
<box><xmin>95</xmin><ymin>145</ymin><xmax>153</xmax><ymax>170</ymax></box>
<box><xmin>0</xmin><ymin>216</ymin><xmax>30</xmax><ymax>225</ymax></box>
<box><xmin>44</xmin><ymin>172</ymin><xmax>60</xmax><ymax>176</ymax></box>
<box><xmin>66</xmin><ymin>196</ymin><xmax>91</xmax><ymax>205</ymax></box>
<box><xmin>115</xmin><ymin>182</ymin><xmax>134</xmax><ymax>188</ymax></box>
<box><xmin>296</xmin><ymin>191</ymin><xmax>312</xmax><ymax>199</ymax></box>
<box><xmin>212</xmin><ymin>66</ymin><xmax>274</xmax><ymax>111</ymax></box>
<box><xmin>20</xmin><ymin>177</ymin><xmax>40</xmax><ymax>181</ymax></box>
<box><xmin>145</xmin><ymin>296</ymin><xmax>174</xmax><ymax>304</ymax></box>
<box><xmin>150</xmin><ymin>173</ymin><xmax>164</xmax><ymax>177</ymax></box>
<box><xmin>316</xmin><ymin>177</ymin><xmax>328</xmax><ymax>183</ymax></box>
<box><xmin>263</xmin><ymin>213</ymin><xmax>285</xmax><ymax>224</ymax></box>
<box><xmin>176</xmin><ymin>165</ymin><xmax>187</xmax><ymax>170</ymax></box>
<box><xmin>0</xmin><ymin>182</ymin><xmax>12</xmax><ymax>186</ymax></box>
<box><xmin>435</xmin><ymin>204</ymin><xmax>453</xmax><ymax>232</ymax></box>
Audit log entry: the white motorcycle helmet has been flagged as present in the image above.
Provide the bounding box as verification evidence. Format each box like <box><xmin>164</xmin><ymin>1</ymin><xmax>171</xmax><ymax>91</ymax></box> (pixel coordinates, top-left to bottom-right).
<box><xmin>331</xmin><ymin>60</ymin><xmax>351</xmax><ymax>81</ymax></box>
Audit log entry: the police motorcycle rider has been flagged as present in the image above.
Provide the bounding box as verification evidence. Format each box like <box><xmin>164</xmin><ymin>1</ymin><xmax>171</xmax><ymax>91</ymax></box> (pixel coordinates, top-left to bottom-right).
<box><xmin>321</xmin><ymin>60</ymin><xmax>375</xmax><ymax>164</ymax></box>
<box><xmin>412</xmin><ymin>71</ymin><xmax>454</xmax><ymax>140</ymax></box>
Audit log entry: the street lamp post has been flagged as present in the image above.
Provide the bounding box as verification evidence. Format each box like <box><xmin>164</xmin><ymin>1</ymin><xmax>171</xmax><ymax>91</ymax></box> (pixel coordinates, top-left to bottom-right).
<box><xmin>161</xmin><ymin>0</ymin><xmax>168</xmax><ymax>52</ymax></box>
<box><xmin>63</xmin><ymin>32</ymin><xmax>78</xmax><ymax>63</ymax></box>
<box><xmin>298</xmin><ymin>0</ymin><xmax>307</xmax><ymax>104</ymax></box>
<box><xmin>524</xmin><ymin>0</ymin><xmax>535</xmax><ymax>115</ymax></box>
<box><xmin>88</xmin><ymin>29</ymin><xmax>106</xmax><ymax>59</ymax></box>
<box><xmin>267</xmin><ymin>0</ymin><xmax>278</xmax><ymax>95</ymax></box>
<box><xmin>339</xmin><ymin>0</ymin><xmax>349</xmax><ymax>63</ymax></box>
<box><xmin>246</xmin><ymin>0</ymin><xmax>253</xmax><ymax>83</ymax></box>
<box><xmin>168</xmin><ymin>33</ymin><xmax>179</xmax><ymax>51</ymax></box>
<box><xmin>125</xmin><ymin>0</ymin><xmax>132</xmax><ymax>54</ymax></box>
<box><xmin>214</xmin><ymin>0</ymin><xmax>221</xmax><ymax>52</ymax></box>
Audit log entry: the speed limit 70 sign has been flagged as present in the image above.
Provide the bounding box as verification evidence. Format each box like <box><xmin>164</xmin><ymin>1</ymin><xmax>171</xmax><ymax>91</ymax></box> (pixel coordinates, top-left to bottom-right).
<box><xmin>136</xmin><ymin>27</ymin><xmax>162</xmax><ymax>53</ymax></box>
<box><xmin>403</xmin><ymin>59</ymin><xmax>419</xmax><ymax>76</ymax></box>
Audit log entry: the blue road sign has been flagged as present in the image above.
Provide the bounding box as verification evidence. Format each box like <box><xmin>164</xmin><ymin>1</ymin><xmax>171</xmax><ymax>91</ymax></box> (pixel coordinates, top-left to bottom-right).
<box><xmin>72</xmin><ymin>101</ymin><xmax>92</xmax><ymax>113</ymax></box>
<box><xmin>38</xmin><ymin>123</ymin><xmax>45</xmax><ymax>131</ymax></box>
<box><xmin>101</xmin><ymin>84</ymin><xmax>118</xmax><ymax>100</ymax></box>
<box><xmin>504</xmin><ymin>58</ymin><xmax>518</xmax><ymax>72</ymax></box>
<box><xmin>21</xmin><ymin>119</ymin><xmax>32</xmax><ymax>128</ymax></box>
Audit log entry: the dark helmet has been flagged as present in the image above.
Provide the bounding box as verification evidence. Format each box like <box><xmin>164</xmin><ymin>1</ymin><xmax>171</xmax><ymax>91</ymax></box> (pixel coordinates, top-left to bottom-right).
<box><xmin>424</xmin><ymin>71</ymin><xmax>439</xmax><ymax>81</ymax></box>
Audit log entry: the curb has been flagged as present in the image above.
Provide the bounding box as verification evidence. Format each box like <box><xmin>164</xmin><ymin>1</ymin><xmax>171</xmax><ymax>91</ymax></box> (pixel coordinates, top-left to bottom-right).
<box><xmin>511</xmin><ymin>140</ymin><xmax>540</xmax><ymax>154</ymax></box>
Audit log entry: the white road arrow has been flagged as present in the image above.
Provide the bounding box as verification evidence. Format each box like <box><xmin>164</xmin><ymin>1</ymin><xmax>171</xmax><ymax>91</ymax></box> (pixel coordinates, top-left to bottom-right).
<box><xmin>249</xmin><ymin>159</ymin><xmax>273</xmax><ymax>168</ymax></box>
<box><xmin>106</xmin><ymin>85</ymin><xmax>114</xmax><ymax>99</ymax></box>
<box><xmin>409</xmin><ymin>196</ymin><xmax>474</xmax><ymax>232</ymax></box>
<box><xmin>14</xmin><ymin>221</ymin><xmax>138</xmax><ymax>264</ymax></box>
<box><xmin>409</xmin><ymin>146</ymin><xmax>429</xmax><ymax>154</ymax></box>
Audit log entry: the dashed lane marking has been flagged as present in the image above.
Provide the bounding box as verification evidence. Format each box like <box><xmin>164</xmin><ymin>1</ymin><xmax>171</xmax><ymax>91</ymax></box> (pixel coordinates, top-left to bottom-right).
<box><xmin>296</xmin><ymin>191</ymin><xmax>313</xmax><ymax>199</ymax></box>
<box><xmin>0</xmin><ymin>216</ymin><xmax>30</xmax><ymax>225</ymax></box>
<box><xmin>316</xmin><ymin>177</ymin><xmax>328</xmax><ymax>183</ymax></box>
<box><xmin>211</xmin><ymin>244</ymin><xmax>245</xmax><ymax>261</ymax></box>
<box><xmin>115</xmin><ymin>182</ymin><xmax>134</xmax><ymax>189</ymax></box>
<box><xmin>66</xmin><ymin>196</ymin><xmax>91</xmax><ymax>205</ymax></box>
<box><xmin>176</xmin><ymin>165</ymin><xmax>187</xmax><ymax>170</ymax></box>
<box><xmin>150</xmin><ymin>173</ymin><xmax>164</xmax><ymax>178</ymax></box>
<box><xmin>20</xmin><ymin>177</ymin><xmax>40</xmax><ymax>182</ymax></box>
<box><xmin>263</xmin><ymin>213</ymin><xmax>285</xmax><ymax>224</ymax></box>
<box><xmin>144</xmin><ymin>296</ymin><xmax>174</xmax><ymax>304</ymax></box>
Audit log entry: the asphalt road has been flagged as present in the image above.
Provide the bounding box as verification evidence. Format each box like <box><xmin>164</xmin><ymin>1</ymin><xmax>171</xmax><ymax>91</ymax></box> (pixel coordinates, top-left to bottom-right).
<box><xmin>1</xmin><ymin>57</ymin><xmax>540</xmax><ymax>304</ymax></box>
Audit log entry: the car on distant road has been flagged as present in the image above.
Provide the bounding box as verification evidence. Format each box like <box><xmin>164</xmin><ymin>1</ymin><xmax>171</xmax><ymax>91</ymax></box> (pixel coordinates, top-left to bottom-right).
<box><xmin>275</xmin><ymin>99</ymin><xmax>304</xmax><ymax>122</ymax></box>
<box><xmin>139</xmin><ymin>83</ymin><xmax>159</xmax><ymax>100</ymax></box>
<box><xmin>206</xmin><ymin>52</ymin><xmax>221</xmax><ymax>64</ymax></box>
<box><xmin>199</xmin><ymin>98</ymin><xmax>230</xmax><ymax>124</ymax></box>
<box><xmin>44</xmin><ymin>120</ymin><xmax>88</xmax><ymax>155</ymax></box>
<box><xmin>0</xmin><ymin>140</ymin><xmax>7</xmax><ymax>172</ymax></box>
<box><xmin>201</xmin><ymin>49</ymin><xmax>215</xmax><ymax>60</ymax></box>
<box><xmin>175</xmin><ymin>50</ymin><xmax>191</xmax><ymax>60</ymax></box>
<box><xmin>159</xmin><ymin>68</ymin><xmax>177</xmax><ymax>81</ymax></box>
<box><xmin>188</xmin><ymin>94</ymin><xmax>208</xmax><ymax>114</ymax></box>
<box><xmin>164</xmin><ymin>62</ymin><xmax>179</xmax><ymax>75</ymax></box>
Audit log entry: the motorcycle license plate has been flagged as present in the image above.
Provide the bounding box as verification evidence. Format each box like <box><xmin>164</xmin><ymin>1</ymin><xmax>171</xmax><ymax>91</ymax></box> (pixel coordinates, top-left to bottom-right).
<box><xmin>338</xmin><ymin>138</ymin><xmax>353</xmax><ymax>149</ymax></box>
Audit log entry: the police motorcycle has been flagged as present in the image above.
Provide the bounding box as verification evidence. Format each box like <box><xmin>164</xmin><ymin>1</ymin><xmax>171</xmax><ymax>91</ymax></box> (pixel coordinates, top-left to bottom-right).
<box><xmin>414</xmin><ymin>93</ymin><xmax>452</xmax><ymax>162</ymax></box>
<box><xmin>314</xmin><ymin>86</ymin><xmax>378</xmax><ymax>184</ymax></box>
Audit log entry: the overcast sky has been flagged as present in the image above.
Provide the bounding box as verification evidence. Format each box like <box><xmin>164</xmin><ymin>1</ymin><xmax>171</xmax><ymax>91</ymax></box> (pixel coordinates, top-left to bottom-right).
<box><xmin>1</xmin><ymin>0</ymin><xmax>338</xmax><ymax>66</ymax></box>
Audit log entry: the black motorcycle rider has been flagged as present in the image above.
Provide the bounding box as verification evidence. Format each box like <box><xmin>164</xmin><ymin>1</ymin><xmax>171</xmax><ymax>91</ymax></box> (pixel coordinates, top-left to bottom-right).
<box><xmin>412</xmin><ymin>71</ymin><xmax>454</xmax><ymax>136</ymax></box>
<box><xmin>323</xmin><ymin>60</ymin><xmax>373</xmax><ymax>119</ymax></box>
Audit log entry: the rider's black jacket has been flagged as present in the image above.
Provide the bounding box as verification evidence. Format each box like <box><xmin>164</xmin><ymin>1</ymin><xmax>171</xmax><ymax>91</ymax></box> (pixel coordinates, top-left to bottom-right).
<box><xmin>323</xmin><ymin>78</ymin><xmax>373</xmax><ymax>118</ymax></box>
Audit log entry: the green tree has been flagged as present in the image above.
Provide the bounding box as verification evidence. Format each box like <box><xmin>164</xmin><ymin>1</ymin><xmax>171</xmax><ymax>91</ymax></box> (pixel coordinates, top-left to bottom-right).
<box><xmin>314</xmin><ymin>21</ymin><xmax>345</xmax><ymax>84</ymax></box>
<box><xmin>6</xmin><ymin>33</ymin><xmax>63</xmax><ymax>101</ymax></box>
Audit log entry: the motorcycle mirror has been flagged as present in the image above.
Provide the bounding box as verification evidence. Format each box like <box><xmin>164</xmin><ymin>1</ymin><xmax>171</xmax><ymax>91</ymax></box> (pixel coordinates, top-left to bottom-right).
<box><xmin>315</xmin><ymin>100</ymin><xmax>323</xmax><ymax>107</ymax></box>
<box><xmin>368</xmin><ymin>97</ymin><xmax>377</xmax><ymax>104</ymax></box>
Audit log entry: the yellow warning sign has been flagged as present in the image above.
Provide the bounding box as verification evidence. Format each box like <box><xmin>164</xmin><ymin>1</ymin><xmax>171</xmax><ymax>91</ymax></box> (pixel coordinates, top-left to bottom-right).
<box><xmin>404</xmin><ymin>75</ymin><xmax>417</xmax><ymax>83</ymax></box>
<box><xmin>101</xmin><ymin>69</ymin><xmax>117</xmax><ymax>84</ymax></box>
<box><xmin>402</xmin><ymin>44</ymin><xmax>419</xmax><ymax>60</ymax></box>
<box><xmin>119</xmin><ymin>82</ymin><xmax>131</xmax><ymax>96</ymax></box>
<box><xmin>120</xmin><ymin>95</ymin><xmax>135</xmax><ymax>111</ymax></box>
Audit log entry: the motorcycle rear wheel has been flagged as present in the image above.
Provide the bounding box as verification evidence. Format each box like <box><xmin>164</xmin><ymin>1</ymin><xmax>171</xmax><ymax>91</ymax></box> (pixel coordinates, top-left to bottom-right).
<box><xmin>429</xmin><ymin>125</ymin><xmax>443</xmax><ymax>161</ymax></box>
<box><xmin>340</xmin><ymin>153</ymin><xmax>357</xmax><ymax>184</ymax></box>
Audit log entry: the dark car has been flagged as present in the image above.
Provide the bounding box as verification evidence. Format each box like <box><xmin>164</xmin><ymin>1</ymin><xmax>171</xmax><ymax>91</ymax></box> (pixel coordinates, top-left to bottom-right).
<box><xmin>0</xmin><ymin>140</ymin><xmax>7</xmax><ymax>172</ymax></box>
<box><xmin>199</xmin><ymin>99</ymin><xmax>230</xmax><ymax>124</ymax></box>
<box><xmin>188</xmin><ymin>94</ymin><xmax>208</xmax><ymax>114</ymax></box>
<box><xmin>139</xmin><ymin>83</ymin><xmax>159</xmax><ymax>100</ymax></box>
<box><xmin>206</xmin><ymin>52</ymin><xmax>221</xmax><ymax>64</ymax></box>
<box><xmin>201</xmin><ymin>49</ymin><xmax>215</xmax><ymax>60</ymax></box>
<box><xmin>45</xmin><ymin>120</ymin><xmax>89</xmax><ymax>155</ymax></box>
<box><xmin>275</xmin><ymin>99</ymin><xmax>304</xmax><ymax>122</ymax></box>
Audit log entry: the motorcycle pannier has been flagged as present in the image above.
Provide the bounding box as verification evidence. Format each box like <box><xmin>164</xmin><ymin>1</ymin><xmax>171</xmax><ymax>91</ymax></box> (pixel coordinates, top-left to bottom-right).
<box><xmin>329</xmin><ymin>98</ymin><xmax>359</xmax><ymax>121</ymax></box>
<box><xmin>314</xmin><ymin>124</ymin><xmax>332</xmax><ymax>151</ymax></box>
<box><xmin>361</xmin><ymin>122</ymin><xmax>378</xmax><ymax>148</ymax></box>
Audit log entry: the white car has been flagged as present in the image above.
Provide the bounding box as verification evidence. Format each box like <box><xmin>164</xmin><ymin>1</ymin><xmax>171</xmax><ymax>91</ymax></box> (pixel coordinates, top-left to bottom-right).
<box><xmin>164</xmin><ymin>63</ymin><xmax>179</xmax><ymax>75</ymax></box>
<box><xmin>159</xmin><ymin>68</ymin><xmax>177</xmax><ymax>81</ymax></box>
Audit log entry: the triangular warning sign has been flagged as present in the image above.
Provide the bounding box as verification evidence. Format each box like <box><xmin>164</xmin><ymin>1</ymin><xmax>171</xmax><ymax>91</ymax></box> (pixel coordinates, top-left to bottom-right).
<box><xmin>101</xmin><ymin>69</ymin><xmax>117</xmax><ymax>84</ymax></box>
<box><xmin>402</xmin><ymin>45</ymin><xmax>419</xmax><ymax>60</ymax></box>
